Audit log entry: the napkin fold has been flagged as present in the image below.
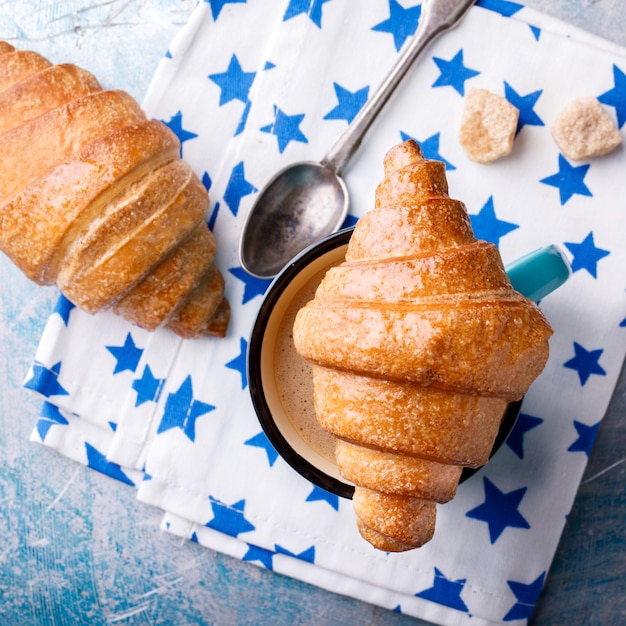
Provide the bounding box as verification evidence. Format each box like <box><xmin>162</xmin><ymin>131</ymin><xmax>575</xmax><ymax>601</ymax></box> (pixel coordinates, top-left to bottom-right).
<box><xmin>25</xmin><ymin>1</ymin><xmax>626</xmax><ymax>624</ymax></box>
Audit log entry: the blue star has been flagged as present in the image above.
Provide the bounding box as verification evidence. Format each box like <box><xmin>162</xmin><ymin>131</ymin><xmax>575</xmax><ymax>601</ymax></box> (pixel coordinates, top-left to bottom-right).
<box><xmin>223</xmin><ymin>161</ymin><xmax>258</xmax><ymax>217</ymax></box>
<box><xmin>400</xmin><ymin>131</ymin><xmax>456</xmax><ymax>170</ymax></box>
<box><xmin>283</xmin><ymin>0</ymin><xmax>333</xmax><ymax>28</ymax></box>
<box><xmin>372</xmin><ymin>0</ymin><xmax>421</xmax><ymax>52</ymax></box>
<box><xmin>432</xmin><ymin>49</ymin><xmax>480</xmax><ymax>96</ymax></box>
<box><xmin>132</xmin><ymin>365</ymin><xmax>165</xmax><ymax>407</ymax></box>
<box><xmin>106</xmin><ymin>333</ymin><xmax>143</xmax><ymax>374</ymax></box>
<box><xmin>529</xmin><ymin>24</ymin><xmax>541</xmax><ymax>41</ymax></box>
<box><xmin>620</xmin><ymin>315</ymin><xmax>626</xmax><ymax>328</ymax></box>
<box><xmin>36</xmin><ymin>401</ymin><xmax>69</xmax><ymax>441</ymax></box>
<box><xmin>157</xmin><ymin>375</ymin><xmax>215</xmax><ymax>441</ymax></box>
<box><xmin>245</xmin><ymin>432</ymin><xmax>279</xmax><ymax>466</ymax></box>
<box><xmin>229</xmin><ymin>266</ymin><xmax>272</xmax><ymax>304</ymax></box>
<box><xmin>568</xmin><ymin>420</ymin><xmax>601</xmax><ymax>457</ymax></box>
<box><xmin>206</xmin><ymin>496</ymin><xmax>256</xmax><ymax>537</ymax></box>
<box><xmin>324</xmin><ymin>82</ymin><xmax>369</xmax><ymax>124</ymax></box>
<box><xmin>598</xmin><ymin>64</ymin><xmax>626</xmax><ymax>128</ymax></box>
<box><xmin>342</xmin><ymin>213</ymin><xmax>359</xmax><ymax>229</ymax></box>
<box><xmin>260</xmin><ymin>106</ymin><xmax>308</xmax><ymax>154</ymax></box>
<box><xmin>24</xmin><ymin>361</ymin><xmax>69</xmax><ymax>397</ymax></box>
<box><xmin>225</xmin><ymin>337</ymin><xmax>248</xmax><ymax>389</ymax></box>
<box><xmin>53</xmin><ymin>295</ymin><xmax>75</xmax><ymax>326</ymax></box>
<box><xmin>204</xmin><ymin>0</ymin><xmax>246</xmax><ymax>21</ymax></box>
<box><xmin>506</xmin><ymin>412</ymin><xmax>543</xmax><ymax>459</ymax></box>
<box><xmin>466</xmin><ymin>477</ymin><xmax>530</xmax><ymax>543</ymax></box>
<box><xmin>208</xmin><ymin>54</ymin><xmax>256</xmax><ymax>106</ymax></box>
<box><xmin>207</xmin><ymin>201</ymin><xmax>221</xmax><ymax>230</ymax></box>
<box><xmin>503</xmin><ymin>82</ymin><xmax>544</xmax><ymax>135</ymax></box>
<box><xmin>503</xmin><ymin>572</ymin><xmax>546</xmax><ymax>622</ymax></box>
<box><xmin>162</xmin><ymin>110</ymin><xmax>198</xmax><ymax>147</ymax></box>
<box><xmin>564</xmin><ymin>231</ymin><xmax>610</xmax><ymax>278</ymax></box>
<box><xmin>305</xmin><ymin>485</ymin><xmax>339</xmax><ymax>511</ymax></box>
<box><xmin>202</xmin><ymin>171</ymin><xmax>212</xmax><ymax>191</ymax></box>
<box><xmin>540</xmin><ymin>155</ymin><xmax>592</xmax><ymax>205</ymax></box>
<box><xmin>275</xmin><ymin>544</ymin><xmax>316</xmax><ymax>564</ymax></box>
<box><xmin>415</xmin><ymin>567</ymin><xmax>469</xmax><ymax>613</ymax></box>
<box><xmin>242</xmin><ymin>543</ymin><xmax>275</xmax><ymax>569</ymax></box>
<box><xmin>85</xmin><ymin>442</ymin><xmax>135</xmax><ymax>486</ymax></box>
<box><xmin>476</xmin><ymin>0</ymin><xmax>523</xmax><ymax>18</ymax></box>
<box><xmin>563</xmin><ymin>342</ymin><xmax>607</xmax><ymax>386</ymax></box>
<box><xmin>469</xmin><ymin>196</ymin><xmax>519</xmax><ymax>247</ymax></box>
<box><xmin>235</xmin><ymin>99</ymin><xmax>252</xmax><ymax>136</ymax></box>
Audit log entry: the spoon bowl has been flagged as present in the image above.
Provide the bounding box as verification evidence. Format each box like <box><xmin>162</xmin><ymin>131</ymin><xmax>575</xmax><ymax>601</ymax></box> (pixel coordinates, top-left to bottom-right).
<box><xmin>238</xmin><ymin>162</ymin><xmax>348</xmax><ymax>279</ymax></box>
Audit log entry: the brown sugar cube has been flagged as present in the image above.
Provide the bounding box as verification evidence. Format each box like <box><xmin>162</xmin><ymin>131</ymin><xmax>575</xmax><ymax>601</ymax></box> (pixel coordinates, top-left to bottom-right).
<box><xmin>459</xmin><ymin>88</ymin><xmax>519</xmax><ymax>164</ymax></box>
<box><xmin>551</xmin><ymin>97</ymin><xmax>622</xmax><ymax>161</ymax></box>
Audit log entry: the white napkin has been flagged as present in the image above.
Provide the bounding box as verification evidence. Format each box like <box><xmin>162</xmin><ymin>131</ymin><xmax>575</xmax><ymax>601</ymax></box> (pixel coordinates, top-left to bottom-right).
<box><xmin>26</xmin><ymin>1</ymin><xmax>626</xmax><ymax>624</ymax></box>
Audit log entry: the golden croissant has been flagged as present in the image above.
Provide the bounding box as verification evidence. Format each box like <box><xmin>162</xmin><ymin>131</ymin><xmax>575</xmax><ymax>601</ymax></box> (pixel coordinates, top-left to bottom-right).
<box><xmin>293</xmin><ymin>140</ymin><xmax>553</xmax><ymax>551</ymax></box>
<box><xmin>0</xmin><ymin>42</ymin><xmax>229</xmax><ymax>338</ymax></box>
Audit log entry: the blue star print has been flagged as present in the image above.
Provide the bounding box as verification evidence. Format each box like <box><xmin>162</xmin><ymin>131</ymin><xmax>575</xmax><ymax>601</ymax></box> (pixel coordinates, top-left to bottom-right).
<box><xmin>506</xmin><ymin>412</ymin><xmax>543</xmax><ymax>459</ymax></box>
<box><xmin>244</xmin><ymin>432</ymin><xmax>279</xmax><ymax>466</ymax></box>
<box><xmin>36</xmin><ymin>401</ymin><xmax>69</xmax><ymax>441</ymax></box>
<box><xmin>162</xmin><ymin>110</ymin><xmax>198</xmax><ymax>146</ymax></box>
<box><xmin>503</xmin><ymin>572</ymin><xmax>546</xmax><ymax>622</ymax></box>
<box><xmin>205</xmin><ymin>0</ymin><xmax>245</xmax><ymax>21</ymax></box>
<box><xmin>504</xmin><ymin>82</ymin><xmax>544</xmax><ymax>135</ymax></box>
<box><xmin>132</xmin><ymin>365</ymin><xmax>165</xmax><ymax>407</ymax></box>
<box><xmin>283</xmin><ymin>0</ymin><xmax>332</xmax><ymax>28</ymax></box>
<box><xmin>568</xmin><ymin>420</ymin><xmax>601</xmax><ymax>457</ymax></box>
<box><xmin>563</xmin><ymin>342</ymin><xmax>607</xmax><ymax>386</ymax></box>
<box><xmin>229</xmin><ymin>266</ymin><xmax>272</xmax><ymax>303</ymax></box>
<box><xmin>400</xmin><ymin>131</ymin><xmax>456</xmax><ymax>170</ymax></box>
<box><xmin>466</xmin><ymin>477</ymin><xmax>530</xmax><ymax>543</ymax></box>
<box><xmin>260</xmin><ymin>106</ymin><xmax>308</xmax><ymax>153</ymax></box>
<box><xmin>106</xmin><ymin>333</ymin><xmax>143</xmax><ymax>374</ymax></box>
<box><xmin>157</xmin><ymin>375</ymin><xmax>215</xmax><ymax>441</ymax></box>
<box><xmin>432</xmin><ymin>49</ymin><xmax>480</xmax><ymax>96</ymax></box>
<box><xmin>305</xmin><ymin>485</ymin><xmax>339</xmax><ymax>511</ymax></box>
<box><xmin>85</xmin><ymin>442</ymin><xmax>135</xmax><ymax>486</ymax></box>
<box><xmin>223</xmin><ymin>161</ymin><xmax>258</xmax><ymax>217</ymax></box>
<box><xmin>206</xmin><ymin>496</ymin><xmax>256</xmax><ymax>537</ymax></box>
<box><xmin>25</xmin><ymin>361</ymin><xmax>69</xmax><ymax>397</ymax></box>
<box><xmin>564</xmin><ymin>232</ymin><xmax>610</xmax><ymax>278</ymax></box>
<box><xmin>276</xmin><ymin>544</ymin><xmax>315</xmax><ymax>564</ymax></box>
<box><xmin>372</xmin><ymin>0</ymin><xmax>421</xmax><ymax>52</ymax></box>
<box><xmin>53</xmin><ymin>295</ymin><xmax>75</xmax><ymax>326</ymax></box>
<box><xmin>225</xmin><ymin>337</ymin><xmax>248</xmax><ymax>389</ymax></box>
<box><xmin>476</xmin><ymin>0</ymin><xmax>524</xmax><ymax>18</ymax></box>
<box><xmin>598</xmin><ymin>64</ymin><xmax>626</xmax><ymax>128</ymax></box>
<box><xmin>243</xmin><ymin>543</ymin><xmax>275</xmax><ymax>569</ymax></box>
<box><xmin>324</xmin><ymin>82</ymin><xmax>369</xmax><ymax>124</ymax></box>
<box><xmin>469</xmin><ymin>196</ymin><xmax>519</xmax><ymax>247</ymax></box>
<box><xmin>540</xmin><ymin>155</ymin><xmax>592</xmax><ymax>205</ymax></box>
<box><xmin>415</xmin><ymin>567</ymin><xmax>469</xmax><ymax>613</ymax></box>
<box><xmin>208</xmin><ymin>54</ymin><xmax>256</xmax><ymax>106</ymax></box>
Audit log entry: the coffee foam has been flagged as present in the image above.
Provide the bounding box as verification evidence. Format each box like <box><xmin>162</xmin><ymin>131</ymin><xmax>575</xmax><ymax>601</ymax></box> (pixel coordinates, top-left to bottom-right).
<box><xmin>273</xmin><ymin>267</ymin><xmax>337</xmax><ymax>463</ymax></box>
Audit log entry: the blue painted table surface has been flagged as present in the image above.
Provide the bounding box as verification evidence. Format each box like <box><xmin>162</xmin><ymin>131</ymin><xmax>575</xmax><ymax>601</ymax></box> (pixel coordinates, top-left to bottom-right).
<box><xmin>0</xmin><ymin>2</ymin><xmax>624</xmax><ymax>624</ymax></box>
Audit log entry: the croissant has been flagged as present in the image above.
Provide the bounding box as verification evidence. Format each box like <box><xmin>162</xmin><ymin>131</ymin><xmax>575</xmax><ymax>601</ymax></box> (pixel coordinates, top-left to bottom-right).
<box><xmin>0</xmin><ymin>42</ymin><xmax>229</xmax><ymax>338</ymax></box>
<box><xmin>293</xmin><ymin>140</ymin><xmax>553</xmax><ymax>551</ymax></box>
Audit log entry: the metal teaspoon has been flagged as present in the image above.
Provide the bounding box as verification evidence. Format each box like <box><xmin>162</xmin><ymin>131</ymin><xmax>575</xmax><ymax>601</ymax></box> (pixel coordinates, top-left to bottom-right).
<box><xmin>239</xmin><ymin>0</ymin><xmax>477</xmax><ymax>278</ymax></box>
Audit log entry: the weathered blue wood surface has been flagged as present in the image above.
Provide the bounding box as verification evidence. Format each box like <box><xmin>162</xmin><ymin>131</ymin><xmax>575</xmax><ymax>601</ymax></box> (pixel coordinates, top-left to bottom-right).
<box><xmin>0</xmin><ymin>2</ymin><xmax>624</xmax><ymax>624</ymax></box>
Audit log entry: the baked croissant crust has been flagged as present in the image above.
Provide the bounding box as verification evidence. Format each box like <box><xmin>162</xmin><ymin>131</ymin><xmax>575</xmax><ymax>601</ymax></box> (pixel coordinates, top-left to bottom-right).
<box><xmin>0</xmin><ymin>42</ymin><xmax>229</xmax><ymax>338</ymax></box>
<box><xmin>293</xmin><ymin>139</ymin><xmax>553</xmax><ymax>551</ymax></box>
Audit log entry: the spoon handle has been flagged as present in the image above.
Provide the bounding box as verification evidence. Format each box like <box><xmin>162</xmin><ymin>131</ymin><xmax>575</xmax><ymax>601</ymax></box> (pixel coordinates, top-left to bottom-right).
<box><xmin>320</xmin><ymin>0</ymin><xmax>476</xmax><ymax>175</ymax></box>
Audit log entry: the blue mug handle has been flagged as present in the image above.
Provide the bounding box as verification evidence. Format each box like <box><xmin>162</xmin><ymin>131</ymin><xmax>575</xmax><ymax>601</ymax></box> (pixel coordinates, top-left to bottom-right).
<box><xmin>505</xmin><ymin>245</ymin><xmax>571</xmax><ymax>302</ymax></box>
